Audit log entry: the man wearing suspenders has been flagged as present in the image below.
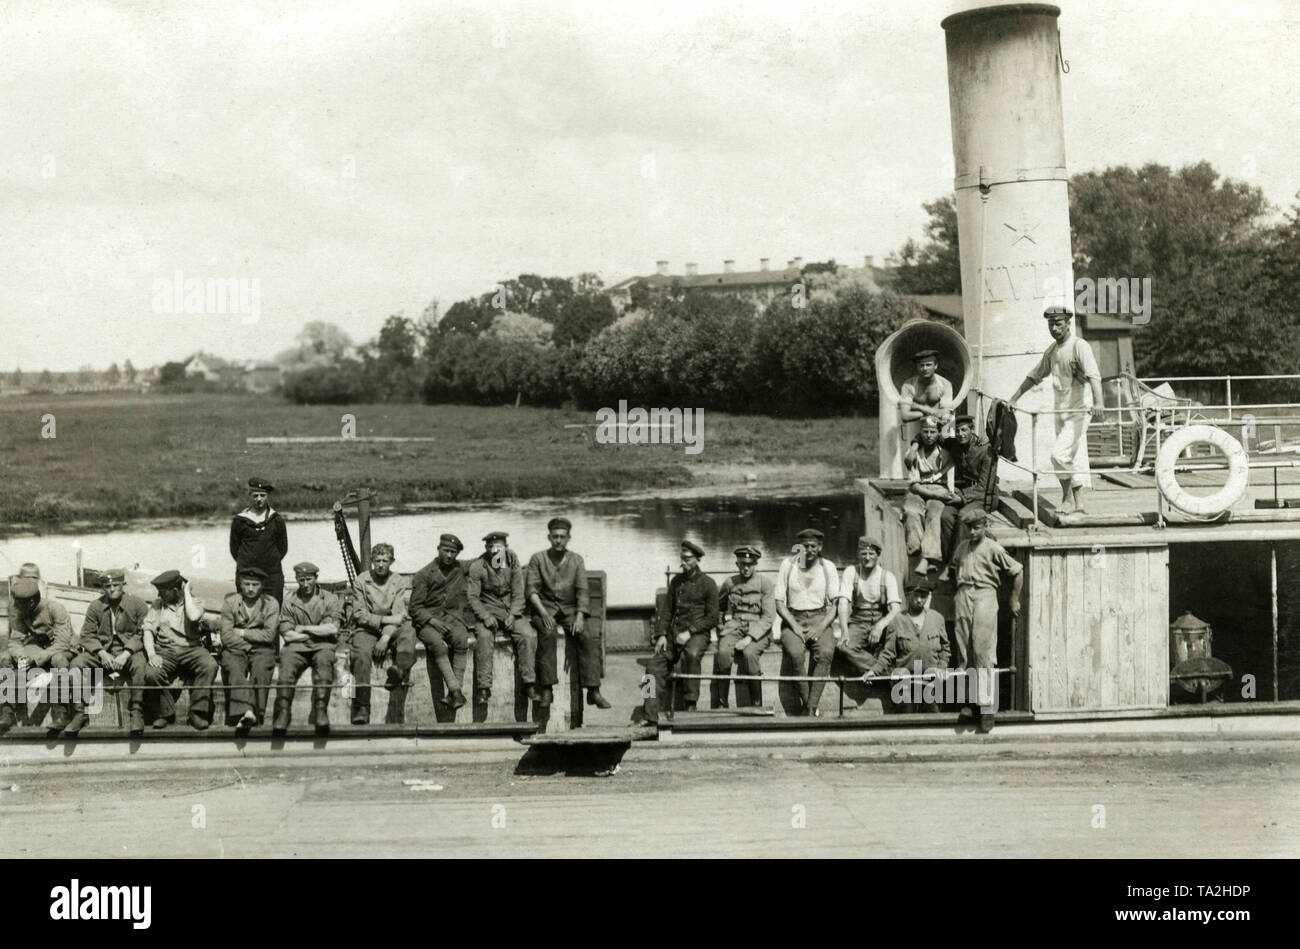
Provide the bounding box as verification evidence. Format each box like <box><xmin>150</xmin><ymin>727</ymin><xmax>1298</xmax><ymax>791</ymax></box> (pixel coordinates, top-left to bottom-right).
<box><xmin>834</xmin><ymin>536</ymin><xmax>902</xmax><ymax>679</ymax></box>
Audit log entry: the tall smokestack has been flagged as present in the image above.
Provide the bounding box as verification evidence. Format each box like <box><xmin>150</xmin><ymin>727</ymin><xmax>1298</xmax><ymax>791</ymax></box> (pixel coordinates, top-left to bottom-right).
<box><xmin>942</xmin><ymin>3</ymin><xmax>1071</xmax><ymax>484</ymax></box>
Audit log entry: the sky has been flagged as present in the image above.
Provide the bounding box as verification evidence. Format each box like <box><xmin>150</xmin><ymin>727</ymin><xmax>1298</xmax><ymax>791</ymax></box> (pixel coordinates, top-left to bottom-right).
<box><xmin>2</xmin><ymin>0</ymin><xmax>1297</xmax><ymax>371</ymax></box>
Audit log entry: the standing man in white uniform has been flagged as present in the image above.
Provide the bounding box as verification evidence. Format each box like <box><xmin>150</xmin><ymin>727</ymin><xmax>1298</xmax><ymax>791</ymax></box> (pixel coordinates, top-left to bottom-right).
<box><xmin>1009</xmin><ymin>307</ymin><xmax>1104</xmax><ymax>515</ymax></box>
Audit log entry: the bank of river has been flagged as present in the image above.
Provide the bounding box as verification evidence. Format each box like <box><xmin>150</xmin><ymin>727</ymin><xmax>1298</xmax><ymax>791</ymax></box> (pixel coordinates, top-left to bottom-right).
<box><xmin>0</xmin><ymin>490</ymin><xmax>866</xmax><ymax>607</ymax></box>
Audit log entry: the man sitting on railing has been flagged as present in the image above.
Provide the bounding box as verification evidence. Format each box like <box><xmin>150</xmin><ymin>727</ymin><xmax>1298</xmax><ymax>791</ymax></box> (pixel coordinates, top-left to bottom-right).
<box><xmin>467</xmin><ymin>531</ymin><xmax>538</xmax><ymax>714</ymax></box>
<box><xmin>344</xmin><ymin>543</ymin><xmax>415</xmax><ymax>725</ymax></box>
<box><xmin>834</xmin><ymin>535</ymin><xmax>902</xmax><ymax>684</ymax></box>
<box><xmin>714</xmin><ymin>545</ymin><xmax>775</xmax><ymax>709</ymax></box>
<box><xmin>272</xmin><ymin>562</ymin><xmax>341</xmax><ymax>737</ymax></box>
<box><xmin>774</xmin><ymin>528</ymin><xmax>840</xmax><ymax>717</ymax></box>
<box><xmin>650</xmin><ymin>540</ymin><xmax>718</xmax><ymax>714</ymax></box>
<box><xmin>141</xmin><ymin>571</ymin><xmax>218</xmax><ymax>731</ymax></box>
<box><xmin>220</xmin><ymin>567</ymin><xmax>281</xmax><ymax>734</ymax></box>
<box><xmin>861</xmin><ymin>576</ymin><xmax>949</xmax><ymax>714</ymax></box>
<box><xmin>64</xmin><ymin>568</ymin><xmax>149</xmax><ymax>737</ymax></box>
<box><xmin>1</xmin><ymin>574</ymin><xmax>75</xmax><ymax>734</ymax></box>
<box><xmin>1009</xmin><ymin>306</ymin><xmax>1104</xmax><ymax>515</ymax></box>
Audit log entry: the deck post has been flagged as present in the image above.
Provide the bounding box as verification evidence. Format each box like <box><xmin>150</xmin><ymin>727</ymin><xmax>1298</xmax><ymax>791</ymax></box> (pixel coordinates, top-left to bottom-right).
<box><xmin>1271</xmin><ymin>544</ymin><xmax>1279</xmax><ymax>702</ymax></box>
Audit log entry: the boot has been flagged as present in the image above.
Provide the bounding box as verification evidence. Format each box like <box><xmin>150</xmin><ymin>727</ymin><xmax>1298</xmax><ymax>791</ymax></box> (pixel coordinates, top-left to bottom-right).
<box><xmin>474</xmin><ymin>687</ymin><xmax>490</xmax><ymax>707</ymax></box>
<box><xmin>385</xmin><ymin>666</ymin><xmax>404</xmax><ymax>690</ymax></box>
<box><xmin>977</xmin><ymin>711</ymin><xmax>996</xmax><ymax>734</ymax></box>
<box><xmin>271</xmin><ymin>698</ymin><xmax>291</xmax><ymax>736</ymax></box>
<box><xmin>187</xmin><ymin>712</ymin><xmax>209</xmax><ymax>731</ymax></box>
<box><xmin>0</xmin><ymin>705</ymin><xmax>16</xmax><ymax>734</ymax></box>
<box><xmin>443</xmin><ymin>689</ymin><xmax>467</xmax><ymax>711</ymax></box>
<box><xmin>235</xmin><ymin>709</ymin><xmax>257</xmax><ymax>736</ymax></box>
<box><xmin>128</xmin><ymin>709</ymin><xmax>145</xmax><ymax>737</ymax></box>
<box><xmin>351</xmin><ymin>699</ymin><xmax>369</xmax><ymax>726</ymax></box>
<box><xmin>587</xmin><ymin>688</ymin><xmax>611</xmax><ymax>709</ymax></box>
<box><xmin>63</xmin><ymin>712</ymin><xmax>88</xmax><ymax>737</ymax></box>
<box><xmin>524</xmin><ymin>683</ymin><xmax>539</xmax><ymax>703</ymax></box>
<box><xmin>536</xmin><ymin>686</ymin><xmax>552</xmax><ymax>707</ymax></box>
<box><xmin>385</xmin><ymin>687</ymin><xmax>407</xmax><ymax>725</ymax></box>
<box><xmin>313</xmin><ymin>704</ymin><xmax>330</xmax><ymax>737</ymax></box>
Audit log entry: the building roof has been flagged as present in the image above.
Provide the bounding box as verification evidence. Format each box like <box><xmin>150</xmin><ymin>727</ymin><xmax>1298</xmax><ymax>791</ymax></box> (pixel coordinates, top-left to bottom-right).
<box><xmin>609</xmin><ymin>262</ymin><xmax>893</xmax><ymax>294</ymax></box>
<box><xmin>903</xmin><ymin>294</ymin><xmax>964</xmax><ymax>321</ymax></box>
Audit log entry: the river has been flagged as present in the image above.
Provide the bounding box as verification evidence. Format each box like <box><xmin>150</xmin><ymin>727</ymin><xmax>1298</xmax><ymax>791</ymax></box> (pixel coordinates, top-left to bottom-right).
<box><xmin>0</xmin><ymin>491</ymin><xmax>865</xmax><ymax>606</ymax></box>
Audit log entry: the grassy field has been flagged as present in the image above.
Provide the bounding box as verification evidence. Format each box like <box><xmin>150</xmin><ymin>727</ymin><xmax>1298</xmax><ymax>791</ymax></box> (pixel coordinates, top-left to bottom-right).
<box><xmin>0</xmin><ymin>393</ymin><xmax>877</xmax><ymax>527</ymax></box>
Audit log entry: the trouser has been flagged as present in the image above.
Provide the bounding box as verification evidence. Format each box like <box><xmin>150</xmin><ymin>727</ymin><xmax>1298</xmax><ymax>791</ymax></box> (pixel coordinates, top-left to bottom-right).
<box><xmin>903</xmin><ymin>494</ymin><xmax>946</xmax><ymax>562</ymax></box>
<box><xmin>533</xmin><ymin>612</ymin><xmax>601</xmax><ymax>689</ymax></box>
<box><xmin>220</xmin><ymin>646</ymin><xmax>277</xmax><ymax>722</ymax></box>
<box><xmin>953</xmin><ymin>585</ymin><xmax>999</xmax><ymax>709</ymax></box>
<box><xmin>473</xmin><ymin>613</ymin><xmax>536</xmax><ymax>693</ymax></box>
<box><xmin>941</xmin><ymin>500</ymin><xmax>985</xmax><ymax>562</ymax></box>
<box><xmin>1053</xmin><ymin>410</ymin><xmax>1092</xmax><ymax>490</ymax></box>
<box><xmin>712</xmin><ymin>620</ymin><xmax>771</xmax><ymax>707</ymax></box>
<box><xmin>834</xmin><ymin>613</ymin><xmax>886</xmax><ymax>675</ymax></box>
<box><xmin>235</xmin><ymin>572</ymin><xmax>284</xmax><ymax>605</ymax></box>
<box><xmin>662</xmin><ymin>631</ymin><xmax>710</xmax><ymax>705</ymax></box>
<box><xmin>68</xmin><ymin>649</ymin><xmax>148</xmax><ymax>716</ymax></box>
<box><xmin>779</xmin><ymin>609</ymin><xmax>837</xmax><ymax>713</ymax></box>
<box><xmin>143</xmin><ymin>645</ymin><xmax>218</xmax><ymax>722</ymax></box>
<box><xmin>2</xmin><ymin>646</ymin><xmax>73</xmax><ymax>723</ymax></box>
<box><xmin>348</xmin><ymin>624</ymin><xmax>416</xmax><ymax>721</ymax></box>
<box><xmin>275</xmin><ymin>643</ymin><xmax>335</xmax><ymax>724</ymax></box>
<box><xmin>417</xmin><ymin>615</ymin><xmax>470</xmax><ymax>698</ymax></box>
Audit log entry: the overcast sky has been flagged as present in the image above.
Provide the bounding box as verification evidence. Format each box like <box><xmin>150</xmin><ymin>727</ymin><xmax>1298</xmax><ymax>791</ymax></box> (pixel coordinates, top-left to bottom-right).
<box><xmin>3</xmin><ymin>0</ymin><xmax>1297</xmax><ymax>371</ymax></box>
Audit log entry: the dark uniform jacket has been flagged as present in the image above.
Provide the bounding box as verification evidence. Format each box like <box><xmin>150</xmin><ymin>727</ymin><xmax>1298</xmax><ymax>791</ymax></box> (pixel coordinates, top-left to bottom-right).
<box><xmin>946</xmin><ymin>434</ymin><xmax>996</xmax><ymax>504</ymax></box>
<box><xmin>228</xmin><ymin>509</ymin><xmax>289</xmax><ymax>581</ymax></box>
<box><xmin>525</xmin><ymin>550</ymin><xmax>590</xmax><ymax>619</ymax></box>
<box><xmin>659</xmin><ymin>570</ymin><xmax>719</xmax><ymax>637</ymax></box>
<box><xmin>410</xmin><ymin>559</ymin><xmax>473</xmax><ymax>627</ymax></box>
<box><xmin>467</xmin><ymin>551</ymin><xmax>525</xmax><ymax>623</ymax></box>
<box><xmin>80</xmin><ymin>593</ymin><xmax>148</xmax><ymax>654</ymax></box>
<box><xmin>718</xmin><ymin>573</ymin><xmax>776</xmax><ymax>631</ymax></box>
<box><xmin>868</xmin><ymin>609</ymin><xmax>950</xmax><ymax>676</ymax></box>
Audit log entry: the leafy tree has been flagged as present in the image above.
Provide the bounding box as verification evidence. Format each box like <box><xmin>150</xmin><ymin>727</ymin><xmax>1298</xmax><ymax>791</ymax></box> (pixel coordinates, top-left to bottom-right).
<box><xmin>10</xmin><ymin>367</ymin><xmax>20</xmax><ymax>386</ymax></box>
<box><xmin>282</xmin><ymin>360</ymin><xmax>370</xmax><ymax>404</ymax></box>
<box><xmin>891</xmin><ymin>196</ymin><xmax>961</xmax><ymax>295</ymax></box>
<box><xmin>158</xmin><ymin>361</ymin><xmax>188</xmax><ymax>386</ymax></box>
<box><xmin>374</xmin><ymin>313</ymin><xmax>419</xmax><ymax>367</ymax></box>
<box><xmin>489</xmin><ymin>311</ymin><xmax>554</xmax><ymax>346</ymax></box>
<box><xmin>629</xmin><ymin>281</ymin><xmax>653</xmax><ymax>311</ymax></box>
<box><xmin>105</xmin><ymin>362</ymin><xmax>121</xmax><ymax>385</ymax></box>
<box><xmin>123</xmin><ymin>358</ymin><xmax>136</xmax><ymax>383</ymax></box>
<box><xmin>77</xmin><ymin>364</ymin><xmax>96</xmax><ymax>385</ymax></box>
<box><xmin>38</xmin><ymin>368</ymin><xmax>53</xmax><ymax>387</ymax></box>
<box><xmin>553</xmin><ymin>293</ymin><xmax>617</xmax><ymax>347</ymax></box>
<box><xmin>438</xmin><ymin>299</ymin><xmax>496</xmax><ymax>337</ymax></box>
<box><xmin>275</xmin><ymin>321</ymin><xmax>355</xmax><ymax>369</ymax></box>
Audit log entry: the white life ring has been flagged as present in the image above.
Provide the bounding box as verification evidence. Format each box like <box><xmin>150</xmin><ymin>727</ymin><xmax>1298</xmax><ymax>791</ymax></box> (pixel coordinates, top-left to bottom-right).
<box><xmin>1155</xmin><ymin>424</ymin><xmax>1249</xmax><ymax>516</ymax></box>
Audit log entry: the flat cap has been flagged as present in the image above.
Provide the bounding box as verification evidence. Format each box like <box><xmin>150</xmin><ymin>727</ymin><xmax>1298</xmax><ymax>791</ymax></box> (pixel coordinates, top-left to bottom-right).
<box><xmin>101</xmin><ymin>568</ymin><xmax>126</xmax><ymax>584</ymax></box>
<box><xmin>960</xmin><ymin>507</ymin><xmax>989</xmax><ymax>526</ymax></box>
<box><xmin>733</xmin><ymin>545</ymin><xmax>762</xmax><ymax>562</ymax></box>
<box><xmin>547</xmin><ymin>517</ymin><xmax>572</xmax><ymax>532</ymax></box>
<box><xmin>904</xmin><ymin>574</ymin><xmax>933</xmax><ymax>594</ymax></box>
<box><xmin>238</xmin><ymin>566</ymin><xmax>268</xmax><ymax>581</ymax></box>
<box><xmin>858</xmin><ymin>535</ymin><xmax>883</xmax><ymax>552</ymax></box>
<box><xmin>10</xmin><ymin>577</ymin><xmax>40</xmax><ymax>599</ymax></box>
<box><xmin>680</xmin><ymin>539</ymin><xmax>705</xmax><ymax>558</ymax></box>
<box><xmin>911</xmin><ymin>349</ymin><xmax>940</xmax><ymax>361</ymax></box>
<box><xmin>150</xmin><ymin>569</ymin><xmax>185</xmax><ymax>589</ymax></box>
<box><xmin>795</xmin><ymin>528</ymin><xmax>824</xmax><ymax>542</ymax></box>
<box><xmin>1042</xmin><ymin>305</ymin><xmax>1073</xmax><ymax>319</ymax></box>
<box><xmin>292</xmin><ymin>561</ymin><xmax>320</xmax><ymax>576</ymax></box>
<box><xmin>438</xmin><ymin>533</ymin><xmax>464</xmax><ymax>551</ymax></box>
<box><xmin>246</xmin><ymin>476</ymin><xmax>275</xmax><ymax>492</ymax></box>
<box><xmin>482</xmin><ymin>531</ymin><xmax>509</xmax><ymax>544</ymax></box>
<box><xmin>955</xmin><ymin>414</ymin><xmax>976</xmax><ymax>427</ymax></box>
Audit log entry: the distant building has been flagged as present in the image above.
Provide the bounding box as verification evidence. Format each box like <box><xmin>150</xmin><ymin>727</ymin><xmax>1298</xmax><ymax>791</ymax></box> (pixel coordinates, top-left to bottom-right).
<box><xmin>184</xmin><ymin>354</ymin><xmax>222</xmax><ymax>382</ymax></box>
<box><xmin>607</xmin><ymin>255</ymin><xmax>898</xmax><ymax>311</ymax></box>
<box><xmin>244</xmin><ymin>362</ymin><xmax>282</xmax><ymax>393</ymax></box>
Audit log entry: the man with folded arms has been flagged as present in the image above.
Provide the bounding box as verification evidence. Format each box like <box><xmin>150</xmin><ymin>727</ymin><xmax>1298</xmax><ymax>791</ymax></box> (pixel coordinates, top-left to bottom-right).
<box><xmin>411</xmin><ymin>533</ymin><xmax>473</xmax><ymax>714</ymax></box>
<box><xmin>714</xmin><ymin>545</ymin><xmax>775</xmax><ymax>709</ymax></box>
<box><xmin>65</xmin><ymin>568</ymin><xmax>149</xmax><ymax>737</ymax></box>
<box><xmin>468</xmin><ymin>531</ymin><xmax>538</xmax><ymax>717</ymax></box>
<box><xmin>273</xmin><ymin>562</ymin><xmax>341</xmax><ymax>737</ymax></box>
<box><xmin>346</xmin><ymin>543</ymin><xmax>416</xmax><ymax>725</ymax></box>
<box><xmin>141</xmin><ymin>570</ymin><xmax>218</xmax><ymax>731</ymax></box>
<box><xmin>220</xmin><ymin>566</ymin><xmax>281</xmax><ymax>734</ymax></box>
<box><xmin>1</xmin><ymin>575</ymin><xmax>75</xmax><ymax>733</ymax></box>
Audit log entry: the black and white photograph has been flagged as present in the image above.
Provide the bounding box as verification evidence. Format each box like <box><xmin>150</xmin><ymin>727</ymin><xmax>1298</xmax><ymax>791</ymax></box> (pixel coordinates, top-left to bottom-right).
<box><xmin>0</xmin><ymin>0</ymin><xmax>1295</xmax><ymax>910</ymax></box>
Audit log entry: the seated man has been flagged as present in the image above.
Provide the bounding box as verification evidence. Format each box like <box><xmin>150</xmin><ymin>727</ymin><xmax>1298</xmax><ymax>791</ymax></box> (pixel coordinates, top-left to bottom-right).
<box><xmin>273</xmin><ymin>562</ymin><xmax>341</xmax><ymax>737</ymax></box>
<box><xmin>863</xmin><ymin>576</ymin><xmax>950</xmax><ymax>713</ymax></box>
<box><xmin>941</xmin><ymin>414</ymin><xmax>996</xmax><ymax>570</ymax></box>
<box><xmin>903</xmin><ymin>416</ymin><xmax>956</xmax><ymax>575</ymax></box>
<box><xmin>1</xmin><ymin>574</ymin><xmax>75</xmax><ymax>733</ymax></box>
<box><xmin>467</xmin><ymin>531</ymin><xmax>538</xmax><ymax>720</ymax></box>
<box><xmin>774</xmin><ymin>528</ymin><xmax>840</xmax><ymax>717</ymax></box>
<box><xmin>834</xmin><ymin>535</ymin><xmax>902</xmax><ymax>682</ymax></box>
<box><xmin>219</xmin><ymin>566</ymin><xmax>281</xmax><ymax>733</ymax></box>
<box><xmin>714</xmin><ymin>545</ymin><xmax>775</xmax><ymax>709</ymax></box>
<box><xmin>411</xmin><ymin>534</ymin><xmax>472</xmax><ymax>714</ymax></box>
<box><xmin>141</xmin><ymin>570</ymin><xmax>218</xmax><ymax>730</ymax></box>
<box><xmin>526</xmin><ymin>518</ymin><xmax>609</xmax><ymax>711</ymax></box>
<box><xmin>899</xmin><ymin>348</ymin><xmax>955</xmax><ymax>446</ymax></box>
<box><xmin>64</xmin><ymin>568</ymin><xmax>150</xmax><ymax>737</ymax></box>
<box><xmin>345</xmin><ymin>543</ymin><xmax>416</xmax><ymax>725</ymax></box>
<box><xmin>648</xmin><ymin>540</ymin><xmax>718</xmax><ymax>715</ymax></box>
